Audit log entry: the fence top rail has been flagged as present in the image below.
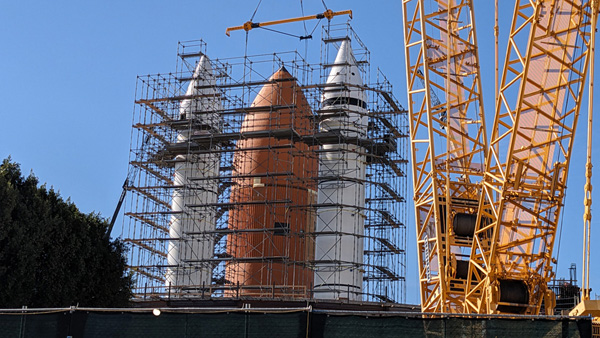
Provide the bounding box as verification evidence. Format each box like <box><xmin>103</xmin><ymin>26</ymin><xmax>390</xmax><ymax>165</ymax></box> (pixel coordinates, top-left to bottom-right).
<box><xmin>0</xmin><ymin>306</ymin><xmax>595</xmax><ymax>321</ymax></box>
<box><xmin>0</xmin><ymin>306</ymin><xmax>312</xmax><ymax>315</ymax></box>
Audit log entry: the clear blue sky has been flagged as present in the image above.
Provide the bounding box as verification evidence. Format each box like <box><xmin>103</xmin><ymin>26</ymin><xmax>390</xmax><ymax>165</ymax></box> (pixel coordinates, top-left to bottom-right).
<box><xmin>1</xmin><ymin>0</ymin><xmax>598</xmax><ymax>305</ymax></box>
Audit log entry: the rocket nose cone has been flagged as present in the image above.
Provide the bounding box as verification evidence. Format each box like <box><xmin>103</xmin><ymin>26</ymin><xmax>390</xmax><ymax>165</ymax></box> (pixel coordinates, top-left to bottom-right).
<box><xmin>322</xmin><ymin>39</ymin><xmax>365</xmax><ymax>112</ymax></box>
<box><xmin>250</xmin><ymin>66</ymin><xmax>298</xmax><ymax>110</ymax></box>
<box><xmin>194</xmin><ymin>55</ymin><xmax>213</xmax><ymax>79</ymax></box>
<box><xmin>326</xmin><ymin>39</ymin><xmax>362</xmax><ymax>87</ymax></box>
<box><xmin>331</xmin><ymin>39</ymin><xmax>358</xmax><ymax>70</ymax></box>
<box><xmin>269</xmin><ymin>65</ymin><xmax>293</xmax><ymax>81</ymax></box>
<box><xmin>180</xmin><ymin>54</ymin><xmax>221</xmax><ymax>121</ymax></box>
<box><xmin>336</xmin><ymin>40</ymin><xmax>352</xmax><ymax>64</ymax></box>
<box><xmin>185</xmin><ymin>55</ymin><xmax>216</xmax><ymax>95</ymax></box>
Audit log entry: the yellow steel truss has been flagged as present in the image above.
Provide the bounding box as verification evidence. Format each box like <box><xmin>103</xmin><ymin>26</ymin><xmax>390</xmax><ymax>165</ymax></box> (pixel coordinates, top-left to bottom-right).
<box><xmin>466</xmin><ymin>0</ymin><xmax>598</xmax><ymax>315</ymax></box>
<box><xmin>402</xmin><ymin>0</ymin><xmax>488</xmax><ymax>312</ymax></box>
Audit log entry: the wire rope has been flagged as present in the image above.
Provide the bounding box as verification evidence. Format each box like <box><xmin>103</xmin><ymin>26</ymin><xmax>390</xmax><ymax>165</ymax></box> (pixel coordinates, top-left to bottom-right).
<box><xmin>250</xmin><ymin>0</ymin><xmax>263</xmax><ymax>21</ymax></box>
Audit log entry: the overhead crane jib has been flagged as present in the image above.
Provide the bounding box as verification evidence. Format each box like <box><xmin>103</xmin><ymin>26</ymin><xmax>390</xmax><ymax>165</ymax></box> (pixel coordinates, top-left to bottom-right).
<box><xmin>225</xmin><ymin>9</ymin><xmax>353</xmax><ymax>37</ymax></box>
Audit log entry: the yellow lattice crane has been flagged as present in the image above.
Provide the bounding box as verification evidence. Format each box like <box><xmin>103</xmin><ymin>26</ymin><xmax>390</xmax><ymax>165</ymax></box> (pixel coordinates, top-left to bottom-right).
<box><xmin>401</xmin><ymin>0</ymin><xmax>488</xmax><ymax>313</ymax></box>
<box><xmin>403</xmin><ymin>0</ymin><xmax>600</xmax><ymax>314</ymax></box>
<box><xmin>464</xmin><ymin>0</ymin><xmax>599</xmax><ymax>315</ymax></box>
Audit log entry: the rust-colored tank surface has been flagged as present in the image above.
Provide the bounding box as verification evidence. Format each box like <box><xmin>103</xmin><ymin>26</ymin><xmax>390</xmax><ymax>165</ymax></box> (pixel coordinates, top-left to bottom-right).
<box><xmin>225</xmin><ymin>67</ymin><xmax>317</xmax><ymax>298</ymax></box>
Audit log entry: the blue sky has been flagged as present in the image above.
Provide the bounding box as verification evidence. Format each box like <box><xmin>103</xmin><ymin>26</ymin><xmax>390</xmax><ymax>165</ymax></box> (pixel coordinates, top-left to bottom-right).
<box><xmin>1</xmin><ymin>0</ymin><xmax>598</xmax><ymax>305</ymax></box>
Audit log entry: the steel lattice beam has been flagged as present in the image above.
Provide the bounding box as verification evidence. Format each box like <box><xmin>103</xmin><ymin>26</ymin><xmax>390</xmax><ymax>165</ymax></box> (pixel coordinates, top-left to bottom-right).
<box><xmin>466</xmin><ymin>0</ymin><xmax>596</xmax><ymax>315</ymax></box>
<box><xmin>402</xmin><ymin>0</ymin><xmax>488</xmax><ymax>313</ymax></box>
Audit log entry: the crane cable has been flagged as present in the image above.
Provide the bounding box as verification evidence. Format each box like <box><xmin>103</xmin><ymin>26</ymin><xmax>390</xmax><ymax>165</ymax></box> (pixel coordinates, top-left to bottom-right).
<box><xmin>301</xmin><ymin>0</ymin><xmax>308</xmax><ymax>36</ymax></box>
<box><xmin>581</xmin><ymin>0</ymin><xmax>598</xmax><ymax>301</ymax></box>
<box><xmin>250</xmin><ymin>0</ymin><xmax>263</xmax><ymax>22</ymax></box>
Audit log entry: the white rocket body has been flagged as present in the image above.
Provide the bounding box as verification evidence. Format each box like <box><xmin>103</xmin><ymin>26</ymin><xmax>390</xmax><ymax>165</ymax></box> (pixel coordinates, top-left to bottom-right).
<box><xmin>166</xmin><ymin>56</ymin><xmax>221</xmax><ymax>292</ymax></box>
<box><xmin>314</xmin><ymin>41</ymin><xmax>367</xmax><ymax>301</ymax></box>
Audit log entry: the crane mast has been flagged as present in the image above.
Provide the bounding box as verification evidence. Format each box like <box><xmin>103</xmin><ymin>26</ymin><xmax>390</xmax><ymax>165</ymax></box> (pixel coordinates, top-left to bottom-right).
<box><xmin>402</xmin><ymin>0</ymin><xmax>488</xmax><ymax>312</ymax></box>
<box><xmin>465</xmin><ymin>0</ymin><xmax>598</xmax><ymax>315</ymax></box>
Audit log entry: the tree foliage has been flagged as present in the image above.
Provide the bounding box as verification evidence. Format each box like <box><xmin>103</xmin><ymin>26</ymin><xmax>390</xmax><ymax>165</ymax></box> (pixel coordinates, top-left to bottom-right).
<box><xmin>0</xmin><ymin>157</ymin><xmax>132</xmax><ymax>308</ymax></box>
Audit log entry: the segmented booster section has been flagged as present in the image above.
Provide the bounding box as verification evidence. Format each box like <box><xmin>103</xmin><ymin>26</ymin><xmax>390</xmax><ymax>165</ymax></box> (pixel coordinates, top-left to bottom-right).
<box><xmin>167</xmin><ymin>56</ymin><xmax>222</xmax><ymax>292</ymax></box>
<box><xmin>225</xmin><ymin>67</ymin><xmax>317</xmax><ymax>297</ymax></box>
<box><xmin>314</xmin><ymin>40</ymin><xmax>368</xmax><ymax>301</ymax></box>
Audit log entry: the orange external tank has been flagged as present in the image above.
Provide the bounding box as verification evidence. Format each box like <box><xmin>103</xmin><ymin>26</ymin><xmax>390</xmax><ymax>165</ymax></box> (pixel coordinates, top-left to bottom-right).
<box><xmin>225</xmin><ymin>66</ymin><xmax>317</xmax><ymax>298</ymax></box>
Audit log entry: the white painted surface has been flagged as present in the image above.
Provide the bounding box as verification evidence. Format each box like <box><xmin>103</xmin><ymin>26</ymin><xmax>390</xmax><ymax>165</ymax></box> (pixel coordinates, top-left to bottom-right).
<box><xmin>166</xmin><ymin>56</ymin><xmax>222</xmax><ymax>291</ymax></box>
<box><xmin>314</xmin><ymin>41</ymin><xmax>368</xmax><ymax>301</ymax></box>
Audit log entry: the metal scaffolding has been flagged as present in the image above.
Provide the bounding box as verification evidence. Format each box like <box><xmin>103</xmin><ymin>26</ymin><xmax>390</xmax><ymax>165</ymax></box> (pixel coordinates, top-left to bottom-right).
<box><xmin>122</xmin><ymin>24</ymin><xmax>408</xmax><ymax>304</ymax></box>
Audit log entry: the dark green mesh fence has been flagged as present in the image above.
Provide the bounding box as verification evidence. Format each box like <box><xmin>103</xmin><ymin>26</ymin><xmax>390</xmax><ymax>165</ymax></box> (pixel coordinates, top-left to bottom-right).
<box><xmin>309</xmin><ymin>315</ymin><xmax>592</xmax><ymax>338</ymax></box>
<box><xmin>0</xmin><ymin>309</ymin><xmax>592</xmax><ymax>338</ymax></box>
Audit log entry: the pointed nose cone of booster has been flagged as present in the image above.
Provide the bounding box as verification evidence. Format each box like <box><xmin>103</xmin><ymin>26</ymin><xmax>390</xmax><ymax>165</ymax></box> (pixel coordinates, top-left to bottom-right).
<box><xmin>179</xmin><ymin>55</ymin><xmax>220</xmax><ymax>130</ymax></box>
<box><xmin>321</xmin><ymin>40</ymin><xmax>367</xmax><ymax>136</ymax></box>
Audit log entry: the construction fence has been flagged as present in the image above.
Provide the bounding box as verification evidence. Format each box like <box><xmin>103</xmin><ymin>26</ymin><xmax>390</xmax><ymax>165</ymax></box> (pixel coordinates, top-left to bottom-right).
<box><xmin>0</xmin><ymin>308</ymin><xmax>594</xmax><ymax>338</ymax></box>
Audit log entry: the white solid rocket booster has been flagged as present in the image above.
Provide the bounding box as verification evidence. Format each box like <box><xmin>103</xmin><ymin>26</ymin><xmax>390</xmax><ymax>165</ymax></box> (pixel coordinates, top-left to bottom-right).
<box><xmin>166</xmin><ymin>56</ymin><xmax>221</xmax><ymax>292</ymax></box>
<box><xmin>314</xmin><ymin>40</ymin><xmax>368</xmax><ymax>301</ymax></box>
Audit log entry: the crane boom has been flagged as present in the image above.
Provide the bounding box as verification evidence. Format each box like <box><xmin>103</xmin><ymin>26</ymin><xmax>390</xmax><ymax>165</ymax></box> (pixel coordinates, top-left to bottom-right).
<box><xmin>466</xmin><ymin>0</ymin><xmax>598</xmax><ymax>315</ymax></box>
<box><xmin>402</xmin><ymin>0</ymin><xmax>488</xmax><ymax>312</ymax></box>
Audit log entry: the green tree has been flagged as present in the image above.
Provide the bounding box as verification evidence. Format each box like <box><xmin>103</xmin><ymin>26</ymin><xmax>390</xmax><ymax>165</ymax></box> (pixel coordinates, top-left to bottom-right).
<box><xmin>0</xmin><ymin>157</ymin><xmax>132</xmax><ymax>308</ymax></box>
